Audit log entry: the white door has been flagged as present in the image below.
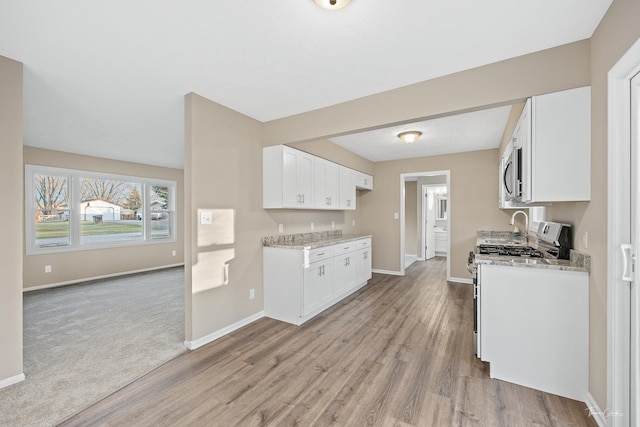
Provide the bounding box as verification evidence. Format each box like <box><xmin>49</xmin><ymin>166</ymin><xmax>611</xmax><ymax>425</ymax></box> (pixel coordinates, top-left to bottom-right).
<box><xmin>631</xmin><ymin>70</ymin><xmax>640</xmax><ymax>426</ymax></box>
<box><xmin>424</xmin><ymin>186</ymin><xmax>436</xmax><ymax>260</ymax></box>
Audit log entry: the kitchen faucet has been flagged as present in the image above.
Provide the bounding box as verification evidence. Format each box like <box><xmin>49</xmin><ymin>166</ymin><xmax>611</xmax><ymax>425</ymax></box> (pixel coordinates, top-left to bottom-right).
<box><xmin>509</xmin><ymin>210</ymin><xmax>529</xmax><ymax>242</ymax></box>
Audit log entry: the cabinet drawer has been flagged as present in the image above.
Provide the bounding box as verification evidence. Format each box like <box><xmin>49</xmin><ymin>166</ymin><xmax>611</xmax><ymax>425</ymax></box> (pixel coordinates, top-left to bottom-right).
<box><xmin>334</xmin><ymin>243</ymin><xmax>357</xmax><ymax>254</ymax></box>
<box><xmin>355</xmin><ymin>238</ymin><xmax>371</xmax><ymax>249</ymax></box>
<box><xmin>306</xmin><ymin>247</ymin><xmax>334</xmax><ymax>264</ymax></box>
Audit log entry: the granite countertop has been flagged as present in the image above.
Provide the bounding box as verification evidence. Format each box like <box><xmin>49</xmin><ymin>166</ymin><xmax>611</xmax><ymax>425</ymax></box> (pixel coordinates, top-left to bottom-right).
<box><xmin>475</xmin><ymin>230</ymin><xmax>590</xmax><ymax>273</ymax></box>
<box><xmin>263</xmin><ymin>230</ymin><xmax>372</xmax><ymax>250</ymax></box>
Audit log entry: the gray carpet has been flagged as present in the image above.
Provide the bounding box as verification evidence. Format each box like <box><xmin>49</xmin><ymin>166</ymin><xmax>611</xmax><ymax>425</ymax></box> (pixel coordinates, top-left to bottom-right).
<box><xmin>0</xmin><ymin>267</ymin><xmax>186</xmax><ymax>427</ymax></box>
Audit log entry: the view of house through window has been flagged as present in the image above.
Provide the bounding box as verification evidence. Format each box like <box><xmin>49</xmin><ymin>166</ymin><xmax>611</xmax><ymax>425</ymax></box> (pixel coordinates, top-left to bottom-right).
<box><xmin>27</xmin><ymin>166</ymin><xmax>176</xmax><ymax>254</ymax></box>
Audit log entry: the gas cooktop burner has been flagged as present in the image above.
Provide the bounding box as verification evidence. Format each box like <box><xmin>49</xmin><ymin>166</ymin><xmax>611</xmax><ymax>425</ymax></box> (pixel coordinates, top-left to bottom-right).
<box><xmin>477</xmin><ymin>244</ymin><xmax>544</xmax><ymax>258</ymax></box>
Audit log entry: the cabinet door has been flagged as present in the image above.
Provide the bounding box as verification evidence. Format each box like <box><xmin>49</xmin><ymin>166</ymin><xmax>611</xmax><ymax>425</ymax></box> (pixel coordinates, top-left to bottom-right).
<box><xmin>282</xmin><ymin>147</ymin><xmax>314</xmax><ymax>208</ymax></box>
<box><xmin>303</xmin><ymin>261</ymin><xmax>332</xmax><ymax>316</ymax></box>
<box><xmin>333</xmin><ymin>252</ymin><xmax>356</xmax><ymax>295</ymax></box>
<box><xmin>339</xmin><ymin>167</ymin><xmax>357</xmax><ymax>210</ymax></box>
<box><xmin>282</xmin><ymin>148</ymin><xmax>299</xmax><ymax>208</ymax></box>
<box><xmin>355</xmin><ymin>172</ymin><xmax>374</xmax><ymax>190</ymax></box>
<box><xmin>314</xmin><ymin>158</ymin><xmax>340</xmax><ymax>209</ymax></box>
<box><xmin>356</xmin><ymin>247</ymin><xmax>372</xmax><ymax>285</ymax></box>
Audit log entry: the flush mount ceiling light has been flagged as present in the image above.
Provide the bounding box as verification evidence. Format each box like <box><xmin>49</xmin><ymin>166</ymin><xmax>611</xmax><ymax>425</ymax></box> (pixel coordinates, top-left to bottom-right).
<box><xmin>314</xmin><ymin>0</ymin><xmax>352</xmax><ymax>10</ymax></box>
<box><xmin>397</xmin><ymin>131</ymin><xmax>422</xmax><ymax>144</ymax></box>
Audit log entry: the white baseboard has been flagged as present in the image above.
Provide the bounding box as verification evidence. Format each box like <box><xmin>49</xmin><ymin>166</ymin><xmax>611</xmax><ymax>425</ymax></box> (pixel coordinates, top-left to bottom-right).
<box><xmin>184</xmin><ymin>311</ymin><xmax>265</xmax><ymax>350</ymax></box>
<box><xmin>0</xmin><ymin>373</ymin><xmax>25</xmax><ymax>390</ymax></box>
<box><xmin>372</xmin><ymin>269</ymin><xmax>403</xmax><ymax>276</ymax></box>
<box><xmin>584</xmin><ymin>393</ymin><xmax>607</xmax><ymax>427</ymax></box>
<box><xmin>23</xmin><ymin>263</ymin><xmax>185</xmax><ymax>292</ymax></box>
<box><xmin>449</xmin><ymin>277</ymin><xmax>472</xmax><ymax>285</ymax></box>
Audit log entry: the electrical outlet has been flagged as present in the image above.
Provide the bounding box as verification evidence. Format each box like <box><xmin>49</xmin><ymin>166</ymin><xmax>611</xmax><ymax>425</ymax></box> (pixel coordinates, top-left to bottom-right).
<box><xmin>278</xmin><ymin>224</ymin><xmax>284</xmax><ymax>233</ymax></box>
<box><xmin>172</xmin><ymin>250</ymin><xmax>176</xmax><ymax>256</ymax></box>
<box><xmin>310</xmin><ymin>222</ymin><xmax>315</xmax><ymax>230</ymax></box>
<box><xmin>331</xmin><ymin>221</ymin><xmax>335</xmax><ymax>228</ymax></box>
<box><xmin>249</xmin><ymin>288</ymin><xmax>255</xmax><ymax>300</ymax></box>
<box><xmin>394</xmin><ymin>213</ymin><xmax>399</xmax><ymax>219</ymax></box>
<box><xmin>45</xmin><ymin>265</ymin><xmax>52</xmax><ymax>273</ymax></box>
<box><xmin>582</xmin><ymin>231</ymin><xmax>588</xmax><ymax>249</ymax></box>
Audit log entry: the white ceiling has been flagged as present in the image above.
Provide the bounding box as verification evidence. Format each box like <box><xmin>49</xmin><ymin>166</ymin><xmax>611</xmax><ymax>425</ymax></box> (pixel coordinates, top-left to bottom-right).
<box><xmin>0</xmin><ymin>0</ymin><xmax>612</xmax><ymax>168</ymax></box>
<box><xmin>330</xmin><ymin>106</ymin><xmax>513</xmax><ymax>162</ymax></box>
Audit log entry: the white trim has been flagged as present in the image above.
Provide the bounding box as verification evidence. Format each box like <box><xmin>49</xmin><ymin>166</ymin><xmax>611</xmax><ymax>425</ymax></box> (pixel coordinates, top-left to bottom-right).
<box><xmin>22</xmin><ymin>263</ymin><xmax>185</xmax><ymax>292</ymax></box>
<box><xmin>184</xmin><ymin>311</ymin><xmax>265</xmax><ymax>350</ymax></box>
<box><xmin>399</xmin><ymin>171</ymin><xmax>451</xmax><ymax>280</ymax></box>
<box><xmin>372</xmin><ymin>268</ymin><xmax>402</xmax><ymax>276</ymax></box>
<box><xmin>449</xmin><ymin>277</ymin><xmax>472</xmax><ymax>285</ymax></box>
<box><xmin>608</xmin><ymin>35</ymin><xmax>640</xmax><ymax>427</ymax></box>
<box><xmin>585</xmin><ymin>393</ymin><xmax>609</xmax><ymax>427</ymax></box>
<box><xmin>405</xmin><ymin>254</ymin><xmax>417</xmax><ymax>267</ymax></box>
<box><xmin>0</xmin><ymin>373</ymin><xmax>25</xmax><ymax>390</ymax></box>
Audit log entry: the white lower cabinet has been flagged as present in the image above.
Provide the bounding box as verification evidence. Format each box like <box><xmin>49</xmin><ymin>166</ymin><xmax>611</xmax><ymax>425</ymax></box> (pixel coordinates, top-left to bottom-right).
<box><xmin>355</xmin><ymin>240</ymin><xmax>372</xmax><ymax>285</ymax></box>
<box><xmin>478</xmin><ymin>264</ymin><xmax>588</xmax><ymax>401</ymax></box>
<box><xmin>264</xmin><ymin>237</ymin><xmax>372</xmax><ymax>325</ymax></box>
<box><xmin>303</xmin><ymin>260</ymin><xmax>333</xmax><ymax>316</ymax></box>
<box><xmin>333</xmin><ymin>249</ymin><xmax>356</xmax><ymax>296</ymax></box>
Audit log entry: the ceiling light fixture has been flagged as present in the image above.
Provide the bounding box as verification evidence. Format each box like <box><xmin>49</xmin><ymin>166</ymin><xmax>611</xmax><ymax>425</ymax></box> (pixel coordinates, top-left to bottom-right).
<box><xmin>314</xmin><ymin>0</ymin><xmax>351</xmax><ymax>10</ymax></box>
<box><xmin>397</xmin><ymin>131</ymin><xmax>422</xmax><ymax>144</ymax></box>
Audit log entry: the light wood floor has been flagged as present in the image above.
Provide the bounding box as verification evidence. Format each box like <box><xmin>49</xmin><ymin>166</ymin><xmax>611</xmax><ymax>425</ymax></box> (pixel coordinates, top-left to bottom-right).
<box><xmin>61</xmin><ymin>258</ymin><xmax>597</xmax><ymax>426</ymax></box>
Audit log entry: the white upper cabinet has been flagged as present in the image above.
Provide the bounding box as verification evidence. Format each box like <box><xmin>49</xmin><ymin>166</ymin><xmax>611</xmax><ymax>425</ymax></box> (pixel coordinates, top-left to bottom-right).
<box><xmin>355</xmin><ymin>171</ymin><xmax>374</xmax><ymax>190</ymax></box>
<box><xmin>339</xmin><ymin>166</ymin><xmax>357</xmax><ymax>210</ymax></box>
<box><xmin>314</xmin><ymin>157</ymin><xmax>340</xmax><ymax>210</ymax></box>
<box><xmin>264</xmin><ymin>145</ymin><xmax>314</xmax><ymax>209</ymax></box>
<box><xmin>264</xmin><ymin>145</ymin><xmax>372</xmax><ymax>210</ymax></box>
<box><xmin>519</xmin><ymin>86</ymin><xmax>591</xmax><ymax>203</ymax></box>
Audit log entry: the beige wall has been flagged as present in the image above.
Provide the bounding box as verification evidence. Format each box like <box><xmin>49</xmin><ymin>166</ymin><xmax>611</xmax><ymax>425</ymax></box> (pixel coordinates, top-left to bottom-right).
<box><xmin>549</xmin><ymin>0</ymin><xmax>640</xmax><ymax>409</ymax></box>
<box><xmin>263</xmin><ymin>40</ymin><xmax>590</xmax><ymax>146</ymax></box>
<box><xmin>184</xmin><ymin>93</ymin><xmax>367</xmax><ymax>342</ymax></box>
<box><xmin>23</xmin><ymin>147</ymin><xmax>185</xmax><ymax>289</ymax></box>
<box><xmin>0</xmin><ymin>55</ymin><xmax>24</xmax><ymax>384</ymax></box>
<box><xmin>404</xmin><ymin>181</ymin><xmax>418</xmax><ymax>255</ymax></box>
<box><xmin>290</xmin><ymin>139</ymin><xmax>374</xmax><ymax>175</ymax></box>
<box><xmin>362</xmin><ymin>150</ymin><xmax>513</xmax><ymax>277</ymax></box>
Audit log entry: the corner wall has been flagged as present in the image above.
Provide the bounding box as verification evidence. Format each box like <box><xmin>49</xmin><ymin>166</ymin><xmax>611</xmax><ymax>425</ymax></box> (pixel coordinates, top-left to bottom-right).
<box><xmin>183</xmin><ymin>93</ymin><xmax>368</xmax><ymax>343</ymax></box>
<box><xmin>0</xmin><ymin>55</ymin><xmax>24</xmax><ymax>386</ymax></box>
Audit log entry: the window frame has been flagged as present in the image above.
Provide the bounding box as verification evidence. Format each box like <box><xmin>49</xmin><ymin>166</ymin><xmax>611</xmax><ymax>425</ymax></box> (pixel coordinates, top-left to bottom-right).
<box><xmin>25</xmin><ymin>165</ymin><xmax>177</xmax><ymax>255</ymax></box>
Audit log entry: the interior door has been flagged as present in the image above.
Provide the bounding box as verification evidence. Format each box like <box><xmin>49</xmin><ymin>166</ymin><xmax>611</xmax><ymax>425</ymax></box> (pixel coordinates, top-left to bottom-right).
<box><xmin>425</xmin><ymin>187</ymin><xmax>436</xmax><ymax>260</ymax></box>
<box><xmin>631</xmin><ymin>70</ymin><xmax>640</xmax><ymax>426</ymax></box>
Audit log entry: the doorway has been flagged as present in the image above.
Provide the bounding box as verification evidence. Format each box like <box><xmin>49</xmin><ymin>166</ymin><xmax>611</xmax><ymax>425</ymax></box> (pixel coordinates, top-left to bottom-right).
<box><xmin>422</xmin><ymin>184</ymin><xmax>448</xmax><ymax>261</ymax></box>
<box><xmin>608</xmin><ymin>36</ymin><xmax>640</xmax><ymax>427</ymax></box>
<box><xmin>400</xmin><ymin>171</ymin><xmax>450</xmax><ymax>279</ymax></box>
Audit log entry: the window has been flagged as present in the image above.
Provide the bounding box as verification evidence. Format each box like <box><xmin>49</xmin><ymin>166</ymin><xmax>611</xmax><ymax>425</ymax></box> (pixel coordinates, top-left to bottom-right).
<box><xmin>26</xmin><ymin>165</ymin><xmax>176</xmax><ymax>254</ymax></box>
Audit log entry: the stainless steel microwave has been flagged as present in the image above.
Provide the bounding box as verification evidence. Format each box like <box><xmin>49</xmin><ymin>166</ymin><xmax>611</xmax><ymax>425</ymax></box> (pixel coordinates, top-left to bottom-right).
<box><xmin>502</xmin><ymin>144</ymin><xmax>523</xmax><ymax>202</ymax></box>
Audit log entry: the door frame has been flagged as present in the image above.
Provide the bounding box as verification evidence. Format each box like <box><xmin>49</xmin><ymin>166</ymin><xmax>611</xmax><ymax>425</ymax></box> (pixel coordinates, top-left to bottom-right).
<box><xmin>608</xmin><ymin>36</ymin><xmax>640</xmax><ymax>427</ymax></box>
<box><xmin>400</xmin><ymin>170</ymin><xmax>450</xmax><ymax>278</ymax></box>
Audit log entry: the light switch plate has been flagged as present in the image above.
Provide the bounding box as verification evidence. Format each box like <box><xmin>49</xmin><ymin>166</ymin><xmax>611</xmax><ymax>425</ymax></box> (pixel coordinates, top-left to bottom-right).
<box><xmin>394</xmin><ymin>213</ymin><xmax>399</xmax><ymax>219</ymax></box>
<box><xmin>200</xmin><ymin>211</ymin><xmax>213</xmax><ymax>225</ymax></box>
